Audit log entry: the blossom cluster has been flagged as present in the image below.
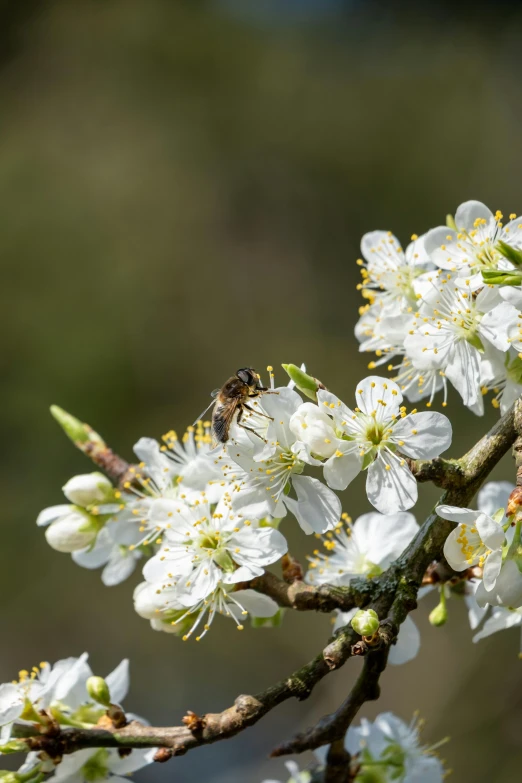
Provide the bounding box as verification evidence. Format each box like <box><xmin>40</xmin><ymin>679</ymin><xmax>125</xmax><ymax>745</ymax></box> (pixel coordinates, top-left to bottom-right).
<box><xmin>263</xmin><ymin>711</ymin><xmax>447</xmax><ymax>783</ymax></box>
<box><xmin>38</xmin><ymin>371</ymin><xmax>452</xmax><ymax>640</ymax></box>
<box><xmin>356</xmin><ymin>200</ymin><xmax>522</xmax><ymax>415</ymax></box>
<box><xmin>0</xmin><ymin>654</ymin><xmax>154</xmax><ymax>783</ymax></box>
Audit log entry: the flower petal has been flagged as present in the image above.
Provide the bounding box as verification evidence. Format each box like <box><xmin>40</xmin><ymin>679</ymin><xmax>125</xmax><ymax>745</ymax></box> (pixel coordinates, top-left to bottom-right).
<box><xmin>232</xmin><ymin>589</ymin><xmax>279</xmax><ymax>617</ymax></box>
<box><xmin>105</xmin><ymin>659</ymin><xmax>129</xmax><ymax>704</ymax></box>
<box><xmin>475</xmin><ymin>513</ymin><xmax>505</xmax><ymax>552</ymax></box>
<box><xmin>388</xmin><ymin>615</ymin><xmax>420</xmax><ymax>665</ymax></box>
<box><xmin>391</xmin><ymin>411</ymin><xmax>452</xmax><ymax>459</ymax></box>
<box><xmin>353</xmin><ymin>376</ymin><xmax>402</xmax><ymax>416</ymax></box>
<box><xmin>290</xmin><ymin>475</ymin><xmax>341</xmax><ymax>534</ymax></box>
<box><xmin>36</xmin><ymin>504</ymin><xmax>71</xmax><ymax>527</ymax></box>
<box><xmin>436</xmin><ymin>505</ymin><xmax>478</xmax><ymax>524</ymax></box>
<box><xmin>366</xmin><ymin>457</ymin><xmax>417</xmax><ymax>513</ymax></box>
<box><xmin>323</xmin><ymin>446</ymin><xmax>362</xmax><ymax>491</ymax></box>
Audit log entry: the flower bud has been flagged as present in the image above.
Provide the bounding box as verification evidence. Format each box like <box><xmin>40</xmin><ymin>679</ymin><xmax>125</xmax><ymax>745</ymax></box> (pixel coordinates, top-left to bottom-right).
<box><xmin>45</xmin><ymin>509</ymin><xmax>98</xmax><ymax>553</ymax></box>
<box><xmin>281</xmin><ymin>364</ymin><xmax>325</xmax><ymax>402</ymax></box>
<box><xmin>289</xmin><ymin>403</ymin><xmax>337</xmax><ymax>458</ymax></box>
<box><xmin>86</xmin><ymin>676</ymin><xmax>111</xmax><ymax>707</ymax></box>
<box><xmin>63</xmin><ymin>473</ymin><xmax>113</xmax><ymax>507</ymax></box>
<box><xmin>133</xmin><ymin>582</ymin><xmax>162</xmax><ymax>619</ymax></box>
<box><xmin>351</xmin><ymin>609</ymin><xmax>379</xmax><ymax>637</ymax></box>
<box><xmin>497</xmin><ymin>240</ymin><xmax>522</xmax><ymax>268</ymax></box>
<box><xmin>50</xmin><ymin>405</ymin><xmax>105</xmax><ymax>447</ymax></box>
<box><xmin>429</xmin><ymin>593</ymin><xmax>448</xmax><ymax>627</ymax></box>
<box><xmin>481</xmin><ymin>269</ymin><xmax>522</xmax><ymax>286</ymax></box>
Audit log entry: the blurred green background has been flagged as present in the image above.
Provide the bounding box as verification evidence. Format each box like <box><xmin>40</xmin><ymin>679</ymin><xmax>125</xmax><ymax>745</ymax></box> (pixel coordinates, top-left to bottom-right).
<box><xmin>2</xmin><ymin>1</ymin><xmax>522</xmax><ymax>781</ymax></box>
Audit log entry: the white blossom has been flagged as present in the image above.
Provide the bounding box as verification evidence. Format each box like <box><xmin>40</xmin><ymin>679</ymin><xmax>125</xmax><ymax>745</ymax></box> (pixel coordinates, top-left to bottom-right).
<box><xmin>137</xmin><ymin>581</ymin><xmax>279</xmax><ymax>641</ymax></box>
<box><xmin>290</xmin><ymin>376</ymin><xmax>451</xmax><ymax>514</ymax></box>
<box><xmin>1</xmin><ymin>655</ymin><xmax>130</xmax><ymax>743</ymax></box>
<box><xmin>404</xmin><ymin>278</ymin><xmax>517</xmax><ymax>412</ymax></box>
<box><xmin>437</xmin><ymin>504</ymin><xmax>505</xmax><ymax>588</ymax></box>
<box><xmin>306</xmin><ymin>511</ymin><xmax>419</xmax><ymax>586</ymax></box>
<box><xmin>358</xmin><ymin>230</ymin><xmax>433</xmax><ymax>312</ymax></box>
<box><xmin>424</xmin><ymin>200</ymin><xmax>522</xmax><ymax>290</ymax></box>
<box><xmin>142</xmin><ymin>493</ymin><xmax>287</xmax><ymax>607</ymax></box>
<box><xmin>315</xmin><ymin>712</ymin><xmax>446</xmax><ymax>782</ymax></box>
<box><xmin>223</xmin><ymin>387</ymin><xmax>342</xmax><ymax>534</ymax></box>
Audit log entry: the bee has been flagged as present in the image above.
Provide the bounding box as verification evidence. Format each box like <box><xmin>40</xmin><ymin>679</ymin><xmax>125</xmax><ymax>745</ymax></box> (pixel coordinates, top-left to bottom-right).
<box><xmin>211</xmin><ymin>368</ymin><xmax>273</xmax><ymax>444</ymax></box>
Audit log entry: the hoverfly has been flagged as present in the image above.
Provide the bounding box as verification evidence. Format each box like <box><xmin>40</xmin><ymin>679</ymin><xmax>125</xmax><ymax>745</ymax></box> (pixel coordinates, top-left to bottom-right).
<box><xmin>197</xmin><ymin>368</ymin><xmax>275</xmax><ymax>444</ymax></box>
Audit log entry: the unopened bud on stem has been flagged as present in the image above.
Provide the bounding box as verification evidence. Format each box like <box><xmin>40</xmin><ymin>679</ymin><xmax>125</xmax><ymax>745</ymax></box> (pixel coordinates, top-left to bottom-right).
<box><xmin>281</xmin><ymin>364</ymin><xmax>326</xmax><ymax>402</ymax></box>
<box><xmin>86</xmin><ymin>676</ymin><xmax>111</xmax><ymax>707</ymax></box>
<box><xmin>351</xmin><ymin>608</ymin><xmax>379</xmax><ymax>637</ymax></box>
<box><xmin>50</xmin><ymin>406</ymin><xmax>105</xmax><ymax>449</ymax></box>
<box><xmin>429</xmin><ymin>587</ymin><xmax>448</xmax><ymax>627</ymax></box>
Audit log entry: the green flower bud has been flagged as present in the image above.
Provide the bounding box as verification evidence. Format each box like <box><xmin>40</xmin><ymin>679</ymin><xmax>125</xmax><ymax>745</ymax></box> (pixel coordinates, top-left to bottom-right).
<box><xmin>429</xmin><ymin>589</ymin><xmax>448</xmax><ymax>627</ymax></box>
<box><xmin>281</xmin><ymin>364</ymin><xmax>325</xmax><ymax>401</ymax></box>
<box><xmin>50</xmin><ymin>405</ymin><xmax>105</xmax><ymax>448</ymax></box>
<box><xmin>481</xmin><ymin>269</ymin><xmax>522</xmax><ymax>287</ymax></box>
<box><xmin>351</xmin><ymin>608</ymin><xmax>379</xmax><ymax>636</ymax></box>
<box><xmin>86</xmin><ymin>676</ymin><xmax>111</xmax><ymax>708</ymax></box>
<box><xmin>496</xmin><ymin>240</ymin><xmax>522</xmax><ymax>268</ymax></box>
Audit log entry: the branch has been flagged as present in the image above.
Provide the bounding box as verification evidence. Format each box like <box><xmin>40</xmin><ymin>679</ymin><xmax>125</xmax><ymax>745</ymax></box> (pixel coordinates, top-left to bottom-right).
<box><xmin>407</xmin><ymin>456</ymin><xmax>464</xmax><ymax>487</ymax></box>
<box><xmin>20</xmin><ymin>625</ymin><xmax>359</xmax><ymax>760</ymax></box>
<box><xmin>32</xmin><ymin>398</ymin><xmax>519</xmax><ymax>769</ymax></box>
<box><xmin>249</xmin><ymin>572</ymin><xmax>373</xmax><ymax>613</ymax></box>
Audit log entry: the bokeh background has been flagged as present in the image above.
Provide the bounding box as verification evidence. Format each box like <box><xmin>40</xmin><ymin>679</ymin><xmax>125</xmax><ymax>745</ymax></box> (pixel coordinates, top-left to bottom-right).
<box><xmin>2</xmin><ymin>1</ymin><xmax>522</xmax><ymax>781</ymax></box>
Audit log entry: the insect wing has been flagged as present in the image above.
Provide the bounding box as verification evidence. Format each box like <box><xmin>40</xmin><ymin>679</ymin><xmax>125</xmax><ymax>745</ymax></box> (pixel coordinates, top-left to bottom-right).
<box><xmin>212</xmin><ymin>400</ymin><xmax>238</xmax><ymax>443</ymax></box>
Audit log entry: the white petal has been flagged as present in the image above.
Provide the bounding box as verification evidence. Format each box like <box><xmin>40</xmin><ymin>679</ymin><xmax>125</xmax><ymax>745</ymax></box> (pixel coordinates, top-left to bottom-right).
<box><xmin>36</xmin><ymin>505</ymin><xmax>71</xmax><ymax>527</ymax></box>
<box><xmin>473</xmin><ymin>607</ymin><xmax>522</xmax><ymax>642</ymax></box>
<box><xmin>436</xmin><ymin>505</ymin><xmax>478</xmax><ymax>524</ymax></box>
<box><xmin>231</xmin><ymin>526</ymin><xmax>288</xmax><ymax>568</ymax></box>
<box><xmin>366</xmin><ymin>458</ymin><xmax>417</xmax><ymax>514</ymax></box>
<box><xmin>477</xmin><ymin>481</ymin><xmax>514</xmax><ymax>518</ymax></box>
<box><xmin>391</xmin><ymin>412</ymin><xmax>452</xmax><ymax>459</ymax></box>
<box><xmin>72</xmin><ymin>528</ymin><xmax>112</xmax><ymax>569</ymax></box>
<box><xmin>388</xmin><ymin>615</ymin><xmax>420</xmax><ymax>665</ymax></box>
<box><xmin>353</xmin><ymin>512</ymin><xmax>418</xmax><ymax>568</ymax></box>
<box><xmin>476</xmin><ymin>560</ymin><xmax>522</xmax><ymax>608</ymax></box>
<box><xmin>482</xmin><ymin>548</ymin><xmax>503</xmax><ymax>590</ymax></box>
<box><xmin>444</xmin><ymin>340</ymin><xmax>481</xmax><ymax>408</ymax></box>
<box><xmin>480</xmin><ymin>302</ymin><xmax>520</xmax><ymax>351</ymax></box>
<box><xmin>455</xmin><ymin>200</ymin><xmax>493</xmax><ymax>231</ymax></box>
<box><xmin>108</xmin><ymin>748</ymin><xmax>155</xmax><ymax>775</ymax></box>
<box><xmin>353</xmin><ymin>376</ymin><xmax>402</xmax><ymax>416</ymax></box>
<box><xmin>475</xmin><ymin>513</ymin><xmax>505</xmax><ymax>552</ymax></box>
<box><xmin>290</xmin><ymin>475</ymin><xmax>342</xmax><ymax>534</ymax></box>
<box><xmin>105</xmin><ymin>659</ymin><xmax>129</xmax><ymax>704</ymax></box>
<box><xmin>102</xmin><ymin>550</ymin><xmax>138</xmax><ymax>587</ymax></box>
<box><xmin>0</xmin><ymin>684</ymin><xmax>24</xmax><ymax>725</ymax></box>
<box><xmin>232</xmin><ymin>589</ymin><xmax>279</xmax><ymax>617</ymax></box>
<box><xmin>443</xmin><ymin>528</ymin><xmax>472</xmax><ymax>572</ymax></box>
<box><xmin>323</xmin><ymin>446</ymin><xmax>362</xmax><ymax>491</ymax></box>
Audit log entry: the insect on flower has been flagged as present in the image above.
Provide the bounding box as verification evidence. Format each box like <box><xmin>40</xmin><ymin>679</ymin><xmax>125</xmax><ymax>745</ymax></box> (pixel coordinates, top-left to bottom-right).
<box><xmin>204</xmin><ymin>368</ymin><xmax>276</xmax><ymax>444</ymax></box>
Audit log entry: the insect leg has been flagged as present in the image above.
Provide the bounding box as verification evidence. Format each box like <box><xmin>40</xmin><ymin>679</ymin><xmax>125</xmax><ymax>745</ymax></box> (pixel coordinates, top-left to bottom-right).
<box><xmin>236</xmin><ymin>407</ymin><xmax>267</xmax><ymax>442</ymax></box>
<box><xmin>242</xmin><ymin>402</ymin><xmax>273</xmax><ymax>421</ymax></box>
